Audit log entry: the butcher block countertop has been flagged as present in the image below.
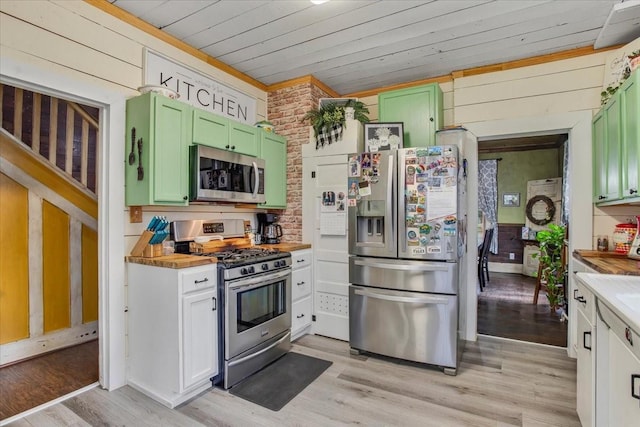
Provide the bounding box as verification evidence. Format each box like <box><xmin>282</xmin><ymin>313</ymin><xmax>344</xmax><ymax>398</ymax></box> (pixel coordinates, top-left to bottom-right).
<box><xmin>258</xmin><ymin>243</ymin><xmax>311</xmax><ymax>252</ymax></box>
<box><xmin>126</xmin><ymin>243</ymin><xmax>311</xmax><ymax>269</ymax></box>
<box><xmin>574</xmin><ymin>250</ymin><xmax>640</xmax><ymax>276</ymax></box>
<box><xmin>126</xmin><ymin>253</ymin><xmax>216</xmax><ymax>269</ymax></box>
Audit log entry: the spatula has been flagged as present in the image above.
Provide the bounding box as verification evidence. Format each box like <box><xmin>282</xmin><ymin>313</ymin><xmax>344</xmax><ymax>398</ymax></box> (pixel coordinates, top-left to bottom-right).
<box><xmin>129</xmin><ymin>127</ymin><xmax>136</xmax><ymax>165</ymax></box>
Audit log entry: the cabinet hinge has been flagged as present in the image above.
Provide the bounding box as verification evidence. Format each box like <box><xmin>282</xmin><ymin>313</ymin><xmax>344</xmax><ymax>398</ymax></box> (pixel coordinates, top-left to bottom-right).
<box><xmin>312</xmin><ymin>314</ymin><xmax>316</xmax><ymax>321</ymax></box>
<box><xmin>311</xmin><ymin>171</ymin><xmax>316</xmax><ymax>178</ymax></box>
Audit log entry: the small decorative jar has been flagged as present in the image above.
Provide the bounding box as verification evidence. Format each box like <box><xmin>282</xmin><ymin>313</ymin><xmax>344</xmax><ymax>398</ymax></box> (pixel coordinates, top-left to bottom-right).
<box><xmin>612</xmin><ymin>223</ymin><xmax>637</xmax><ymax>254</ymax></box>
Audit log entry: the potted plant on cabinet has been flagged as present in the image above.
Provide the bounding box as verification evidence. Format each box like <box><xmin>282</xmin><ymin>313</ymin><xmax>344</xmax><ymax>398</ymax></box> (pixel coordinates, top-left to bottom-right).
<box><xmin>302</xmin><ymin>99</ymin><xmax>369</xmax><ymax>148</ymax></box>
<box><xmin>533</xmin><ymin>223</ymin><xmax>567</xmax><ymax>315</ymax></box>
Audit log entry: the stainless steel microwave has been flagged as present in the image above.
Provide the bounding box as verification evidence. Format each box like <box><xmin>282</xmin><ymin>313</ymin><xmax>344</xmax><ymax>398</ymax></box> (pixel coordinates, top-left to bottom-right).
<box><xmin>189</xmin><ymin>145</ymin><xmax>265</xmax><ymax>203</ymax></box>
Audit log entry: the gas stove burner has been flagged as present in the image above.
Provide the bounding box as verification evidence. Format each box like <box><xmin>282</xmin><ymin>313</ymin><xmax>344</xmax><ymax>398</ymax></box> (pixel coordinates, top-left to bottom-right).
<box><xmin>213</xmin><ymin>247</ymin><xmax>280</xmax><ymax>262</ymax></box>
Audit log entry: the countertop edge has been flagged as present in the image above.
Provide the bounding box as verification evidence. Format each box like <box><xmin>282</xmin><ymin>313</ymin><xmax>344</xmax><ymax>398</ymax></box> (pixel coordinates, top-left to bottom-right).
<box><xmin>573</xmin><ymin>249</ymin><xmax>640</xmax><ymax>275</ymax></box>
<box><xmin>126</xmin><ymin>255</ymin><xmax>217</xmax><ymax>269</ymax></box>
<box><xmin>576</xmin><ymin>272</ymin><xmax>640</xmax><ymax>333</ymax></box>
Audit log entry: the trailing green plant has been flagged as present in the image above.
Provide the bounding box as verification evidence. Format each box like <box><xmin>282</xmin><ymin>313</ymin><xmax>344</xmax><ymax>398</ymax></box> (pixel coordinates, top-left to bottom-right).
<box><xmin>601</xmin><ymin>49</ymin><xmax>640</xmax><ymax>105</ymax></box>
<box><xmin>302</xmin><ymin>99</ymin><xmax>369</xmax><ymax>138</ymax></box>
<box><xmin>532</xmin><ymin>223</ymin><xmax>567</xmax><ymax>311</ymax></box>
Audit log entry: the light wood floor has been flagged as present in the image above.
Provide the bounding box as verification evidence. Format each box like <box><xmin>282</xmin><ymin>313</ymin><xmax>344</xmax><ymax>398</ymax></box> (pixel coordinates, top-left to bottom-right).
<box><xmin>6</xmin><ymin>334</ymin><xmax>579</xmax><ymax>427</ymax></box>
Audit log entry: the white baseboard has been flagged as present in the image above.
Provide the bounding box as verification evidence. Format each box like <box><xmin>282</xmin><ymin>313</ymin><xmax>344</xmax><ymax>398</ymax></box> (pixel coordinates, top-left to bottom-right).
<box><xmin>487</xmin><ymin>262</ymin><xmax>523</xmax><ymax>274</ymax></box>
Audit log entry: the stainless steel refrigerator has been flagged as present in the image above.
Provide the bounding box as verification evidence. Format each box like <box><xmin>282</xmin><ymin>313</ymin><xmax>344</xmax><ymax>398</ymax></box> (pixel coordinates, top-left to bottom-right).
<box><xmin>347</xmin><ymin>140</ymin><xmax>466</xmax><ymax>374</ymax></box>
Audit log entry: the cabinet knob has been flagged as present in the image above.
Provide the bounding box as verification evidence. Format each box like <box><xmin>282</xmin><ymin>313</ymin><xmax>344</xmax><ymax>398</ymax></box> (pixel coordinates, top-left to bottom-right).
<box><xmin>297</xmin><ymin>281</ymin><xmax>305</xmax><ymax>286</ymax></box>
<box><xmin>183</xmin><ymin>196</ymin><xmax>188</xmax><ymax>200</ymax></box>
<box><xmin>630</xmin><ymin>189</ymin><xmax>638</xmax><ymax>195</ymax></box>
<box><xmin>231</xmin><ymin>145</ymin><xmax>236</xmax><ymax>150</ymax></box>
<box><xmin>225</xmin><ymin>145</ymin><xmax>230</xmax><ymax>149</ymax></box>
<box><xmin>429</xmin><ymin>117</ymin><xmax>434</xmax><ymax>122</ymax></box>
<box><xmin>296</xmin><ymin>314</ymin><xmax>305</xmax><ymax>319</ymax></box>
<box><xmin>598</xmin><ymin>195</ymin><xmax>606</xmax><ymax>200</ymax></box>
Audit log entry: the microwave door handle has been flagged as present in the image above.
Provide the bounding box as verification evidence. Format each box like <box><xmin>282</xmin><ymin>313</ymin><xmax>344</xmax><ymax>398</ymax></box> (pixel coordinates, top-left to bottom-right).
<box><xmin>252</xmin><ymin>161</ymin><xmax>259</xmax><ymax>199</ymax></box>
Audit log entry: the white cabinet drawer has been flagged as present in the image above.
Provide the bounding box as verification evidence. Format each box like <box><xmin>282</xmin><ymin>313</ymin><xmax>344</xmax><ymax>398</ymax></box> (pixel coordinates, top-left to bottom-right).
<box><xmin>181</xmin><ymin>267</ymin><xmax>216</xmax><ymax>294</ymax></box>
<box><xmin>291</xmin><ymin>249</ymin><xmax>312</xmax><ymax>269</ymax></box>
<box><xmin>292</xmin><ymin>266</ymin><xmax>312</xmax><ymax>300</ymax></box>
<box><xmin>574</xmin><ymin>274</ymin><xmax>596</xmax><ymax>323</ymax></box>
<box><xmin>292</xmin><ymin>296</ymin><xmax>312</xmax><ymax>332</ymax></box>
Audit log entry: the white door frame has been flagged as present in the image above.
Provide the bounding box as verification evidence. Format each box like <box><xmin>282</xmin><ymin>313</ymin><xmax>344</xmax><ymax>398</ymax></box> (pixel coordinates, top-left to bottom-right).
<box><xmin>466</xmin><ymin>111</ymin><xmax>593</xmax><ymax>357</ymax></box>
<box><xmin>1</xmin><ymin>55</ymin><xmax>127</xmax><ymax>388</ymax></box>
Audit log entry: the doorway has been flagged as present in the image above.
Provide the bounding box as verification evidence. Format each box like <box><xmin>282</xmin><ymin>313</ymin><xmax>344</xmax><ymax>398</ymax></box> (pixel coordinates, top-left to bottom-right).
<box><xmin>0</xmin><ymin>83</ymin><xmax>100</xmax><ymax>420</ymax></box>
<box><xmin>476</xmin><ymin>135</ymin><xmax>568</xmax><ymax>346</ymax></box>
<box><xmin>465</xmin><ymin>111</ymin><xmax>594</xmax><ymax>357</ymax></box>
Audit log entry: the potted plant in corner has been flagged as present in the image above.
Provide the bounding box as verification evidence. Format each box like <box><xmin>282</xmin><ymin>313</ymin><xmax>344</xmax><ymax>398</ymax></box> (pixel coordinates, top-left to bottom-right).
<box><xmin>302</xmin><ymin>99</ymin><xmax>369</xmax><ymax>148</ymax></box>
<box><xmin>533</xmin><ymin>223</ymin><xmax>567</xmax><ymax>315</ymax></box>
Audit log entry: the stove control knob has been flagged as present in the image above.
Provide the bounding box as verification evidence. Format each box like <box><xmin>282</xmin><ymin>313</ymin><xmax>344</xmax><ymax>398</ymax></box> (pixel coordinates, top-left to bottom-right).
<box><xmin>274</xmin><ymin>261</ymin><xmax>281</xmax><ymax>267</ymax></box>
<box><xmin>261</xmin><ymin>263</ymin><xmax>269</xmax><ymax>271</ymax></box>
<box><xmin>241</xmin><ymin>267</ymin><xmax>248</xmax><ymax>275</ymax></box>
<box><xmin>248</xmin><ymin>266</ymin><xmax>255</xmax><ymax>274</ymax></box>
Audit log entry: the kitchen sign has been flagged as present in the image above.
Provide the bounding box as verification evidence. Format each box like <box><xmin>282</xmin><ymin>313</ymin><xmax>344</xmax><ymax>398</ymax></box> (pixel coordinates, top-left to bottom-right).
<box><xmin>143</xmin><ymin>49</ymin><xmax>256</xmax><ymax>124</ymax></box>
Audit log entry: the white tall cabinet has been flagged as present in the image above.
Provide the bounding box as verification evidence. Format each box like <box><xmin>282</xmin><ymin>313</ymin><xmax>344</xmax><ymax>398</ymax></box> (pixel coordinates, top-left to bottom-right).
<box><xmin>127</xmin><ymin>263</ymin><xmax>218</xmax><ymax>408</ymax></box>
<box><xmin>302</xmin><ymin>117</ymin><xmax>363</xmax><ymax>341</ymax></box>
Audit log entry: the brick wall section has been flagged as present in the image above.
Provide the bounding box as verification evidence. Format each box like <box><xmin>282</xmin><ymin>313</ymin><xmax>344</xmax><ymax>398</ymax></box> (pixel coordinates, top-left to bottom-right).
<box><xmin>267</xmin><ymin>83</ymin><xmax>331</xmax><ymax>242</ymax></box>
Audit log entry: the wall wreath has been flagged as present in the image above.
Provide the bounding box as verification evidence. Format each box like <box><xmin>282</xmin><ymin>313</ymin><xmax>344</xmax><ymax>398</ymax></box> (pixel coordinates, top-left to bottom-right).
<box><xmin>526</xmin><ymin>195</ymin><xmax>556</xmax><ymax>226</ymax></box>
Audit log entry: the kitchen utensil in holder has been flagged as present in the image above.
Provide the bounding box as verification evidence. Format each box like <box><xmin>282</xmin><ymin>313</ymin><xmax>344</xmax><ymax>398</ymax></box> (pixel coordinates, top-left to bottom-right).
<box><xmin>130</xmin><ymin>230</ymin><xmax>163</xmax><ymax>257</ymax></box>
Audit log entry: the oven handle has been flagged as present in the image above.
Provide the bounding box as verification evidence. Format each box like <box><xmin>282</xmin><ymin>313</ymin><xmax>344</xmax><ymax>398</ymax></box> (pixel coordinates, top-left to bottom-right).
<box><xmin>252</xmin><ymin>161</ymin><xmax>259</xmax><ymax>199</ymax></box>
<box><xmin>354</xmin><ymin>288</ymin><xmax>449</xmax><ymax>305</ymax></box>
<box><xmin>228</xmin><ymin>268</ymin><xmax>291</xmax><ymax>291</ymax></box>
<box><xmin>227</xmin><ymin>331</ymin><xmax>291</xmax><ymax>368</ymax></box>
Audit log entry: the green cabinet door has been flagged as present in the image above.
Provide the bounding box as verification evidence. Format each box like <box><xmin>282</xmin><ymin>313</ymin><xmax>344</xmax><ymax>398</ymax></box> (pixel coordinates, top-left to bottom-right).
<box><xmin>229</xmin><ymin>121</ymin><xmax>258</xmax><ymax>156</ymax></box>
<box><xmin>621</xmin><ymin>71</ymin><xmax>639</xmax><ymax>200</ymax></box>
<box><xmin>592</xmin><ymin>109</ymin><xmax>607</xmax><ymax>203</ymax></box>
<box><xmin>258</xmin><ymin>132</ymin><xmax>287</xmax><ymax>208</ymax></box>
<box><xmin>192</xmin><ymin>109</ymin><xmax>228</xmax><ymax>150</ymax></box>
<box><xmin>603</xmin><ymin>94</ymin><xmax>622</xmax><ymax>202</ymax></box>
<box><xmin>125</xmin><ymin>93</ymin><xmax>190</xmax><ymax>206</ymax></box>
<box><xmin>378</xmin><ymin>83</ymin><xmax>443</xmax><ymax>147</ymax></box>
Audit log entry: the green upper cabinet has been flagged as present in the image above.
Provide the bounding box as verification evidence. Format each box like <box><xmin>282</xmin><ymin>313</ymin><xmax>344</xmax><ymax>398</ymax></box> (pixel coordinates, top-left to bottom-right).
<box><xmin>258</xmin><ymin>132</ymin><xmax>287</xmax><ymax>209</ymax></box>
<box><xmin>192</xmin><ymin>109</ymin><xmax>258</xmax><ymax>156</ymax></box>
<box><xmin>592</xmin><ymin>70</ymin><xmax>639</xmax><ymax>205</ymax></box>
<box><xmin>126</xmin><ymin>93</ymin><xmax>190</xmax><ymax>206</ymax></box>
<box><xmin>378</xmin><ymin>83</ymin><xmax>443</xmax><ymax>147</ymax></box>
<box><xmin>192</xmin><ymin>109</ymin><xmax>228</xmax><ymax>150</ymax></box>
<box><xmin>228</xmin><ymin>121</ymin><xmax>259</xmax><ymax>156</ymax></box>
<box><xmin>620</xmin><ymin>70</ymin><xmax>639</xmax><ymax>201</ymax></box>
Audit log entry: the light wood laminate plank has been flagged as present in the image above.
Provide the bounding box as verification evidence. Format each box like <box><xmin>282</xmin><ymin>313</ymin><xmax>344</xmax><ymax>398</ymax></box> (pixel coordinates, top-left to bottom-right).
<box><xmin>6</xmin><ymin>335</ymin><xmax>579</xmax><ymax>426</ymax></box>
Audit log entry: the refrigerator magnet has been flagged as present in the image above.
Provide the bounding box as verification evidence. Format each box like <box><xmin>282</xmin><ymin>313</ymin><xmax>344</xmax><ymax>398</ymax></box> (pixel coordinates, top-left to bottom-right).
<box><xmin>358</xmin><ymin>181</ymin><xmax>371</xmax><ymax>196</ymax></box>
<box><xmin>348</xmin><ymin>178</ymin><xmax>359</xmax><ymax>198</ymax></box>
<box><xmin>349</xmin><ymin>155</ymin><xmax>361</xmax><ymax>177</ymax></box>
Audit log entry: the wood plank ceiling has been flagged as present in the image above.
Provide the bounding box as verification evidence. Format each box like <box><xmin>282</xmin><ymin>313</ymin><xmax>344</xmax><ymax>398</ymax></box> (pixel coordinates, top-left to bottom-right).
<box><xmin>110</xmin><ymin>0</ymin><xmax>640</xmax><ymax>95</ymax></box>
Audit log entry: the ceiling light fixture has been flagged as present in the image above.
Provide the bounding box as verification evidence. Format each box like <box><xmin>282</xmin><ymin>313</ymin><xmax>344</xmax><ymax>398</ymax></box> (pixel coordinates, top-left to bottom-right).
<box><xmin>310</xmin><ymin>0</ymin><xmax>330</xmax><ymax>5</ymax></box>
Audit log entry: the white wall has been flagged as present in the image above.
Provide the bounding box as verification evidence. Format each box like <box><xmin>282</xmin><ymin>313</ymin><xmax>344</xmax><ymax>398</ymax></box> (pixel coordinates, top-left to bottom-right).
<box><xmin>1</xmin><ymin>0</ymin><xmax>268</xmax><ymax>389</ymax></box>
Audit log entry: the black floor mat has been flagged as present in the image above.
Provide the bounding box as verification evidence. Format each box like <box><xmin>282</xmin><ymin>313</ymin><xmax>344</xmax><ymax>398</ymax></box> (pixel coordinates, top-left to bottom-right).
<box><xmin>228</xmin><ymin>352</ymin><xmax>332</xmax><ymax>411</ymax></box>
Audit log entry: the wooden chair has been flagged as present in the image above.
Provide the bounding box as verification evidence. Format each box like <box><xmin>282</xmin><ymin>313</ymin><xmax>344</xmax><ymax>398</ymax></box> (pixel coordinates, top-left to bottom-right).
<box><xmin>477</xmin><ymin>228</ymin><xmax>494</xmax><ymax>291</ymax></box>
<box><xmin>533</xmin><ymin>234</ymin><xmax>567</xmax><ymax>304</ymax></box>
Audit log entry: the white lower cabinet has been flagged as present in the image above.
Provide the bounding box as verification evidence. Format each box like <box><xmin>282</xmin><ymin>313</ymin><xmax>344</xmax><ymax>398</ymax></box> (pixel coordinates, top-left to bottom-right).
<box><xmin>574</xmin><ymin>273</ymin><xmax>597</xmax><ymax>427</ymax></box>
<box><xmin>127</xmin><ymin>263</ymin><xmax>218</xmax><ymax>408</ymax></box>
<box><xmin>607</xmin><ymin>331</ymin><xmax>640</xmax><ymax>426</ymax></box>
<box><xmin>291</xmin><ymin>249</ymin><xmax>312</xmax><ymax>340</ymax></box>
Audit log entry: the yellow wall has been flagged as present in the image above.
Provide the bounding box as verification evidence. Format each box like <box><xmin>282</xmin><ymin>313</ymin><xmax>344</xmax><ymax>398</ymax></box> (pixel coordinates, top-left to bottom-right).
<box><xmin>42</xmin><ymin>200</ymin><xmax>70</xmax><ymax>333</ymax></box>
<box><xmin>82</xmin><ymin>224</ymin><xmax>98</xmax><ymax>323</ymax></box>
<box><xmin>0</xmin><ymin>173</ymin><xmax>29</xmax><ymax>344</ymax></box>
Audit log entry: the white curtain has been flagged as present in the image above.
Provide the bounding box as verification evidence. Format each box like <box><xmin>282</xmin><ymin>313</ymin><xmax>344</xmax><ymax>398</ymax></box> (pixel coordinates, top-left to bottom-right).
<box><xmin>561</xmin><ymin>138</ymin><xmax>570</xmax><ymax>226</ymax></box>
<box><xmin>478</xmin><ymin>159</ymin><xmax>498</xmax><ymax>254</ymax></box>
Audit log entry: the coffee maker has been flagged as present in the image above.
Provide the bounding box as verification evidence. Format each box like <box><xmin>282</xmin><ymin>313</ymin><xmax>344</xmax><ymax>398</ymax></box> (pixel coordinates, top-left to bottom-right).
<box><xmin>256</xmin><ymin>213</ymin><xmax>283</xmax><ymax>244</ymax></box>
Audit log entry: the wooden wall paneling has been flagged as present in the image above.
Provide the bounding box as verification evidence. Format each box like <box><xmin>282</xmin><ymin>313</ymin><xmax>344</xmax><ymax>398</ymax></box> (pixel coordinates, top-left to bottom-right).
<box><xmin>455</xmin><ymin>66</ymin><xmax>604</xmax><ymax>107</ymax></box>
<box><xmin>42</xmin><ymin>200</ymin><xmax>70</xmax><ymax>333</ymax></box>
<box><xmin>0</xmin><ymin>14</ymin><xmax>141</xmax><ymax>90</ymax></box>
<box><xmin>455</xmin><ymin>88</ymin><xmax>600</xmax><ymax>125</ymax></box>
<box><xmin>82</xmin><ymin>224</ymin><xmax>98</xmax><ymax>323</ymax></box>
<box><xmin>28</xmin><ymin>191</ymin><xmax>44</xmax><ymax>339</ymax></box>
<box><xmin>488</xmin><ymin>223</ymin><xmax>525</xmax><ymax>264</ymax></box>
<box><xmin>70</xmin><ymin>218</ymin><xmax>82</xmax><ymax>328</ymax></box>
<box><xmin>0</xmin><ymin>173</ymin><xmax>30</xmax><ymax>344</ymax></box>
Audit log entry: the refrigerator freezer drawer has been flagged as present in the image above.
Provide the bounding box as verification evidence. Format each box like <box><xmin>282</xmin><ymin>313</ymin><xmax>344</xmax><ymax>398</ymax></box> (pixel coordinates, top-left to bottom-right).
<box><xmin>349</xmin><ymin>285</ymin><xmax>457</xmax><ymax>368</ymax></box>
<box><xmin>349</xmin><ymin>256</ymin><xmax>457</xmax><ymax>294</ymax></box>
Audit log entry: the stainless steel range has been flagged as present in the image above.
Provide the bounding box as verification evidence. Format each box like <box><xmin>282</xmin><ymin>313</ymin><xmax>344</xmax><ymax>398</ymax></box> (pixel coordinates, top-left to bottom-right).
<box><xmin>170</xmin><ymin>219</ymin><xmax>292</xmax><ymax>389</ymax></box>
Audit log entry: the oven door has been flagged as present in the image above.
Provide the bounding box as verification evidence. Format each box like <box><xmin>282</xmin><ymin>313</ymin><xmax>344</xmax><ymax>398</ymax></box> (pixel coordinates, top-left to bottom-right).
<box><xmin>225</xmin><ymin>268</ymin><xmax>291</xmax><ymax>359</ymax></box>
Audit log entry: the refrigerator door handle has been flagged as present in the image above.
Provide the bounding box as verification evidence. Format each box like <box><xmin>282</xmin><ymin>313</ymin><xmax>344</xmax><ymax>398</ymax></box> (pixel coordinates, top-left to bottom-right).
<box><xmin>353</xmin><ymin>258</ymin><xmax>450</xmax><ymax>271</ymax></box>
<box><xmin>354</xmin><ymin>288</ymin><xmax>448</xmax><ymax>305</ymax></box>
